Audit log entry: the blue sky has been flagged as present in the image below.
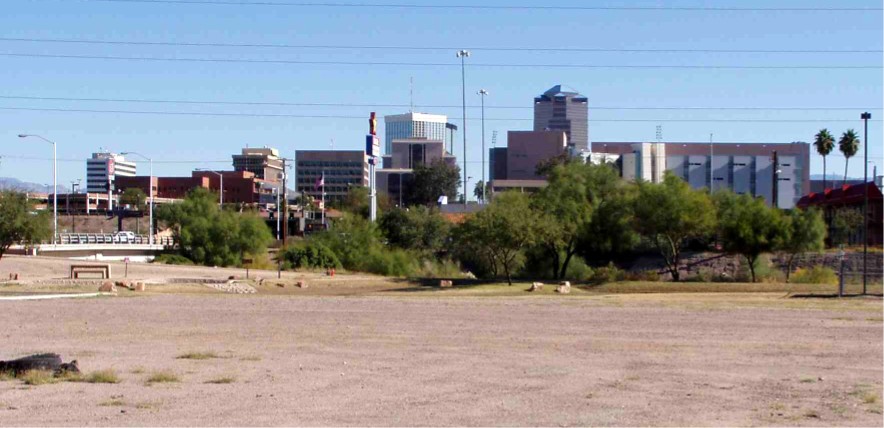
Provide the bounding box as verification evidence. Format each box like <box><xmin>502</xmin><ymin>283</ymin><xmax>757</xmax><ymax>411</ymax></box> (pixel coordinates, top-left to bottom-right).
<box><xmin>1</xmin><ymin>0</ymin><xmax>881</xmax><ymax>195</ymax></box>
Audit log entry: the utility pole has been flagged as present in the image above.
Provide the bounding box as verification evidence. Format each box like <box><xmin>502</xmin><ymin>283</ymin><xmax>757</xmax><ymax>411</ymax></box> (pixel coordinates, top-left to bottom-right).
<box><xmin>281</xmin><ymin>158</ymin><xmax>288</xmax><ymax>246</ymax></box>
<box><xmin>709</xmin><ymin>133</ymin><xmax>714</xmax><ymax>193</ymax></box>
<box><xmin>772</xmin><ymin>150</ymin><xmax>779</xmax><ymax>208</ymax></box>
<box><xmin>478</xmin><ymin>89</ymin><xmax>489</xmax><ymax>203</ymax></box>
<box><xmin>861</xmin><ymin>112</ymin><xmax>871</xmax><ymax>295</ymax></box>
<box><xmin>456</xmin><ymin>50</ymin><xmax>470</xmax><ymax>205</ymax></box>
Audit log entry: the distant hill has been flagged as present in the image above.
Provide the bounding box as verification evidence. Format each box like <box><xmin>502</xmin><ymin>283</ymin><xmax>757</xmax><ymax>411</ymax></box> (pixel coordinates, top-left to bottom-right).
<box><xmin>809</xmin><ymin>173</ymin><xmax>865</xmax><ymax>181</ymax></box>
<box><xmin>0</xmin><ymin>177</ymin><xmax>68</xmax><ymax>193</ymax></box>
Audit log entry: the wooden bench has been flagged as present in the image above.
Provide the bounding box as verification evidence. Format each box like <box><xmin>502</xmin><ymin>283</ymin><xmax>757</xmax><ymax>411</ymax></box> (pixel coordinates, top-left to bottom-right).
<box><xmin>70</xmin><ymin>264</ymin><xmax>112</xmax><ymax>279</ymax></box>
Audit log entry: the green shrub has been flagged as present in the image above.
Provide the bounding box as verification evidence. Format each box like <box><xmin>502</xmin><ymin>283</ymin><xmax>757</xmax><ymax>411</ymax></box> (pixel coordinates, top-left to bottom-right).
<box><xmin>589</xmin><ymin>262</ymin><xmax>626</xmax><ymax>285</ymax></box>
<box><xmin>361</xmin><ymin>248</ymin><xmax>419</xmax><ymax>277</ymax></box>
<box><xmin>791</xmin><ymin>265</ymin><xmax>838</xmax><ymax>284</ymax></box>
<box><xmin>152</xmin><ymin>253</ymin><xmax>194</xmax><ymax>265</ymax></box>
<box><xmin>563</xmin><ymin>257</ymin><xmax>594</xmax><ymax>282</ymax></box>
<box><xmin>281</xmin><ymin>242</ymin><xmax>342</xmax><ymax>270</ymax></box>
<box><xmin>416</xmin><ymin>259</ymin><xmax>464</xmax><ymax>278</ymax></box>
<box><xmin>625</xmin><ymin>270</ymin><xmax>661</xmax><ymax>282</ymax></box>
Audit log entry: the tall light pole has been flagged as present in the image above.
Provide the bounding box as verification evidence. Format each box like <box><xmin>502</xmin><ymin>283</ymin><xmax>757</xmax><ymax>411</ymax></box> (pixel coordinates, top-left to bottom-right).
<box><xmin>456</xmin><ymin>49</ymin><xmax>470</xmax><ymax>204</ymax></box>
<box><xmin>861</xmin><ymin>112</ymin><xmax>871</xmax><ymax>295</ymax></box>
<box><xmin>196</xmin><ymin>169</ymin><xmax>224</xmax><ymax>207</ymax></box>
<box><xmin>122</xmin><ymin>152</ymin><xmax>154</xmax><ymax>245</ymax></box>
<box><xmin>478</xmin><ymin>89</ymin><xmax>489</xmax><ymax>203</ymax></box>
<box><xmin>18</xmin><ymin>134</ymin><xmax>57</xmax><ymax>247</ymax></box>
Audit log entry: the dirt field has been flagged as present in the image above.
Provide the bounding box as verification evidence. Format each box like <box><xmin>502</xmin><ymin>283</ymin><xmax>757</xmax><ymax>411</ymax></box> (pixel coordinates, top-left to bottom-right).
<box><xmin>0</xmin><ymin>256</ymin><xmax>882</xmax><ymax>426</ymax></box>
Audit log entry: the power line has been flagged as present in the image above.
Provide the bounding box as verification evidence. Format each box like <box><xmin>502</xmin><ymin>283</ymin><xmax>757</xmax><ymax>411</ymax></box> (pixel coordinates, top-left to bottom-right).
<box><xmin>2</xmin><ymin>95</ymin><xmax>881</xmax><ymax>111</ymax></box>
<box><xmin>2</xmin><ymin>52</ymin><xmax>880</xmax><ymax>69</ymax></box>
<box><xmin>0</xmin><ymin>154</ymin><xmax>230</xmax><ymax>164</ymax></box>
<box><xmin>2</xmin><ymin>106</ymin><xmax>880</xmax><ymax>122</ymax></box>
<box><xmin>65</xmin><ymin>0</ymin><xmax>884</xmax><ymax>12</ymax></box>
<box><xmin>2</xmin><ymin>37</ymin><xmax>879</xmax><ymax>54</ymax></box>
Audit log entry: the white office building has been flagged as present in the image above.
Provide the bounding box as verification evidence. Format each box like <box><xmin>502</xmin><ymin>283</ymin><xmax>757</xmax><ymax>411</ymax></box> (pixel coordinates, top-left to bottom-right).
<box><xmin>383</xmin><ymin>112</ymin><xmax>450</xmax><ymax>155</ymax></box>
<box><xmin>86</xmin><ymin>152</ymin><xmax>137</xmax><ymax>193</ymax></box>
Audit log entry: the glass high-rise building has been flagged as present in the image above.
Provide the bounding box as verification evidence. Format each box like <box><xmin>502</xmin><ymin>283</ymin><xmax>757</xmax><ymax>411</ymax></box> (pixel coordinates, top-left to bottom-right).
<box><xmin>533</xmin><ymin>85</ymin><xmax>589</xmax><ymax>151</ymax></box>
<box><xmin>383</xmin><ymin>113</ymin><xmax>450</xmax><ymax>155</ymax></box>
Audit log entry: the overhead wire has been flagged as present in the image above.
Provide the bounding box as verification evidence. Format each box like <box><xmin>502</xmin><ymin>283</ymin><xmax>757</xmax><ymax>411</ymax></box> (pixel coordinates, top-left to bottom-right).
<box><xmin>1</xmin><ymin>95</ymin><xmax>880</xmax><ymax>111</ymax></box>
<box><xmin>1</xmin><ymin>106</ymin><xmax>880</xmax><ymax>122</ymax></box>
<box><xmin>1</xmin><ymin>52</ymin><xmax>880</xmax><ymax>69</ymax></box>
<box><xmin>1</xmin><ymin>37</ymin><xmax>879</xmax><ymax>54</ymax></box>
<box><xmin>61</xmin><ymin>0</ymin><xmax>884</xmax><ymax>12</ymax></box>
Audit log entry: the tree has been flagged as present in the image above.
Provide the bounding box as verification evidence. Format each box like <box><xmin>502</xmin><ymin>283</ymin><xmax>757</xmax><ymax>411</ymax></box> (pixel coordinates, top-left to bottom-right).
<box><xmin>633</xmin><ymin>173</ymin><xmax>716</xmax><ymax>281</ymax></box>
<box><xmin>838</xmin><ymin>129</ymin><xmax>860</xmax><ymax>185</ymax></box>
<box><xmin>813</xmin><ymin>129</ymin><xmax>835</xmax><ymax>190</ymax></box>
<box><xmin>156</xmin><ymin>188</ymin><xmax>272</xmax><ymax>266</ymax></box>
<box><xmin>0</xmin><ymin>191</ymin><xmax>51</xmax><ymax>260</ymax></box>
<box><xmin>455</xmin><ymin>191</ymin><xmax>539</xmax><ymax>285</ymax></box>
<box><xmin>379</xmin><ymin>206</ymin><xmax>450</xmax><ymax>255</ymax></box>
<box><xmin>473</xmin><ymin>180</ymin><xmax>491</xmax><ymax>203</ymax></box>
<box><xmin>578</xmin><ymin>179</ymin><xmax>640</xmax><ymax>265</ymax></box>
<box><xmin>120</xmin><ymin>187</ymin><xmax>147</xmax><ymax>211</ymax></box>
<box><xmin>780</xmin><ymin>208</ymin><xmax>826</xmax><ymax>281</ymax></box>
<box><xmin>531</xmin><ymin>162</ymin><xmax>598</xmax><ymax>279</ymax></box>
<box><xmin>534</xmin><ymin>152</ymin><xmax>572</xmax><ymax>177</ymax></box>
<box><xmin>716</xmin><ymin>192</ymin><xmax>789</xmax><ymax>283</ymax></box>
<box><xmin>406</xmin><ymin>159</ymin><xmax>460</xmax><ymax>206</ymax></box>
<box><xmin>342</xmin><ymin>186</ymin><xmax>392</xmax><ymax>219</ymax></box>
<box><xmin>830</xmin><ymin>208</ymin><xmax>863</xmax><ymax>246</ymax></box>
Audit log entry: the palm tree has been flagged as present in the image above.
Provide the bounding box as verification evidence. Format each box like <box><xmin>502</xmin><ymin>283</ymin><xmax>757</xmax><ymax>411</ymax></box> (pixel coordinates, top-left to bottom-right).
<box><xmin>838</xmin><ymin>129</ymin><xmax>860</xmax><ymax>186</ymax></box>
<box><xmin>813</xmin><ymin>129</ymin><xmax>835</xmax><ymax>190</ymax></box>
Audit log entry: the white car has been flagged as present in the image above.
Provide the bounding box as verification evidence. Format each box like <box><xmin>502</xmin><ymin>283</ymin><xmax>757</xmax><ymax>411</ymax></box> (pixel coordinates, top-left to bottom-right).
<box><xmin>113</xmin><ymin>231</ymin><xmax>136</xmax><ymax>243</ymax></box>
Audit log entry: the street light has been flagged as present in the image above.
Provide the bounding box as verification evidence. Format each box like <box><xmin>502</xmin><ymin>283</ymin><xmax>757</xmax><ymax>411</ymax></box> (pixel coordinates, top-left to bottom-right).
<box><xmin>860</xmin><ymin>112</ymin><xmax>871</xmax><ymax>295</ymax></box>
<box><xmin>18</xmin><ymin>134</ymin><xmax>57</xmax><ymax>247</ymax></box>
<box><xmin>195</xmin><ymin>169</ymin><xmax>224</xmax><ymax>207</ymax></box>
<box><xmin>121</xmin><ymin>152</ymin><xmax>154</xmax><ymax>246</ymax></box>
<box><xmin>478</xmin><ymin>89</ymin><xmax>489</xmax><ymax>203</ymax></box>
<box><xmin>456</xmin><ymin>49</ymin><xmax>470</xmax><ymax>204</ymax></box>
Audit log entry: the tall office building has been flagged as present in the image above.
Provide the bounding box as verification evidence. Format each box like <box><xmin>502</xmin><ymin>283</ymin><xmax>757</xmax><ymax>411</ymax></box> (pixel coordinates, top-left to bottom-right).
<box><xmin>383</xmin><ymin>113</ymin><xmax>451</xmax><ymax>155</ymax></box>
<box><xmin>534</xmin><ymin>85</ymin><xmax>589</xmax><ymax>151</ymax></box>
<box><xmin>232</xmin><ymin>147</ymin><xmax>284</xmax><ymax>182</ymax></box>
<box><xmin>85</xmin><ymin>152</ymin><xmax>136</xmax><ymax>193</ymax></box>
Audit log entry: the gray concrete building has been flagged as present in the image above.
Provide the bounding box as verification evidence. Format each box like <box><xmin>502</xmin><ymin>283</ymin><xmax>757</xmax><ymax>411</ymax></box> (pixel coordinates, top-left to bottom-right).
<box><xmin>592</xmin><ymin>141</ymin><xmax>811</xmax><ymax>208</ymax></box>
<box><xmin>534</xmin><ymin>85</ymin><xmax>589</xmax><ymax>151</ymax></box>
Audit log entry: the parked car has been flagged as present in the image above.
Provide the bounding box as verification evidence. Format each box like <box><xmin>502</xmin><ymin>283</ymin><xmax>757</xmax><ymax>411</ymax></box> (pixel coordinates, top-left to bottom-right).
<box><xmin>113</xmin><ymin>231</ymin><xmax>136</xmax><ymax>243</ymax></box>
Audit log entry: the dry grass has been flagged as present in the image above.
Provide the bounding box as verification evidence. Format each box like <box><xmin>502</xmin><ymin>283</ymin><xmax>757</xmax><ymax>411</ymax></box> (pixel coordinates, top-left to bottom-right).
<box><xmin>130</xmin><ymin>367</ymin><xmax>145</xmax><ymax>374</ymax></box>
<box><xmin>20</xmin><ymin>370</ymin><xmax>57</xmax><ymax>385</ymax></box>
<box><xmin>239</xmin><ymin>355</ymin><xmax>261</xmax><ymax>361</ymax></box>
<box><xmin>145</xmin><ymin>371</ymin><xmax>180</xmax><ymax>384</ymax></box>
<box><xmin>204</xmin><ymin>376</ymin><xmax>236</xmax><ymax>384</ymax></box>
<box><xmin>799</xmin><ymin>376</ymin><xmax>817</xmax><ymax>383</ymax></box>
<box><xmin>99</xmin><ymin>399</ymin><xmax>126</xmax><ymax>407</ymax></box>
<box><xmin>82</xmin><ymin>370</ymin><xmax>121</xmax><ymax>384</ymax></box>
<box><xmin>176</xmin><ymin>351</ymin><xmax>219</xmax><ymax>360</ymax></box>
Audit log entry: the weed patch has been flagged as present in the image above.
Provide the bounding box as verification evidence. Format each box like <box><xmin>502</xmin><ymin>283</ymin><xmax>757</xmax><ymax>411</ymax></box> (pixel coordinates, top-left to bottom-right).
<box><xmin>176</xmin><ymin>351</ymin><xmax>219</xmax><ymax>360</ymax></box>
<box><xmin>145</xmin><ymin>371</ymin><xmax>179</xmax><ymax>384</ymax></box>
<box><xmin>205</xmin><ymin>376</ymin><xmax>235</xmax><ymax>384</ymax></box>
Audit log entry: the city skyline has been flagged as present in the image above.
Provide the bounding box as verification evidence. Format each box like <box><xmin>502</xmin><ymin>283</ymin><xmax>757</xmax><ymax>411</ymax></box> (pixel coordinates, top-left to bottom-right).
<box><xmin>1</xmin><ymin>0</ymin><xmax>881</xmax><ymax>196</ymax></box>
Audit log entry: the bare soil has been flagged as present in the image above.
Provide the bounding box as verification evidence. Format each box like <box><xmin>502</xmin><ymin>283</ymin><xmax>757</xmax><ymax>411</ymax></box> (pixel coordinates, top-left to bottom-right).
<box><xmin>0</xmin><ymin>256</ymin><xmax>882</xmax><ymax>426</ymax></box>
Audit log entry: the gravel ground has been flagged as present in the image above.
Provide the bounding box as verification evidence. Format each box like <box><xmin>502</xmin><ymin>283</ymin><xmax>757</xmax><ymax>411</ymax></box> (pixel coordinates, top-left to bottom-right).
<box><xmin>0</xmin><ymin>292</ymin><xmax>881</xmax><ymax>426</ymax></box>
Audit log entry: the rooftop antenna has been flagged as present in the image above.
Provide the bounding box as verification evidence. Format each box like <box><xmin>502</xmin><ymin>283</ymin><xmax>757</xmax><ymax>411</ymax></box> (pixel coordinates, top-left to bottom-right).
<box><xmin>491</xmin><ymin>130</ymin><xmax>498</xmax><ymax>147</ymax></box>
<box><xmin>409</xmin><ymin>76</ymin><xmax>414</xmax><ymax>113</ymax></box>
<box><xmin>330</xmin><ymin>138</ymin><xmax>335</xmax><ymax>151</ymax></box>
<box><xmin>656</xmin><ymin>125</ymin><xmax>662</xmax><ymax>144</ymax></box>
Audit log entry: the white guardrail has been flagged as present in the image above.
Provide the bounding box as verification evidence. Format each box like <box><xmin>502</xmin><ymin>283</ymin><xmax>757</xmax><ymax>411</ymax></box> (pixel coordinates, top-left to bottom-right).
<box><xmin>57</xmin><ymin>234</ymin><xmax>175</xmax><ymax>246</ymax></box>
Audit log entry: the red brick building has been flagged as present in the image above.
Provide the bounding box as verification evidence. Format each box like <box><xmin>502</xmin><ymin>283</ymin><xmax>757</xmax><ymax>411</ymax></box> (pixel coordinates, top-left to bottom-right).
<box><xmin>116</xmin><ymin>170</ymin><xmax>274</xmax><ymax>205</ymax></box>
<box><xmin>796</xmin><ymin>182</ymin><xmax>883</xmax><ymax>247</ymax></box>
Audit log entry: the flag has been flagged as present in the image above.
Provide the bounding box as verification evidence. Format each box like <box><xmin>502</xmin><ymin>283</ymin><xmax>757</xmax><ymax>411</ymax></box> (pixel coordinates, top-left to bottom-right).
<box><xmin>314</xmin><ymin>173</ymin><xmax>324</xmax><ymax>190</ymax></box>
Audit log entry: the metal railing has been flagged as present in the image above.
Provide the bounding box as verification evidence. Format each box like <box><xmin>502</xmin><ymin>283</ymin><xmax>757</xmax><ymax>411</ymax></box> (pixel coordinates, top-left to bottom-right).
<box><xmin>57</xmin><ymin>233</ymin><xmax>175</xmax><ymax>247</ymax></box>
